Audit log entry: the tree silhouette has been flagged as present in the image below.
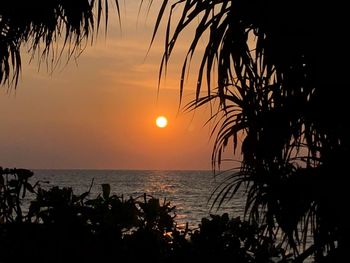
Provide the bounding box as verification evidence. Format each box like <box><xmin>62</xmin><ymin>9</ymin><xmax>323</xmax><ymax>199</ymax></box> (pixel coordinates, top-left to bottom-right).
<box><xmin>154</xmin><ymin>1</ymin><xmax>349</xmax><ymax>262</ymax></box>
<box><xmin>0</xmin><ymin>0</ymin><xmax>119</xmax><ymax>87</ymax></box>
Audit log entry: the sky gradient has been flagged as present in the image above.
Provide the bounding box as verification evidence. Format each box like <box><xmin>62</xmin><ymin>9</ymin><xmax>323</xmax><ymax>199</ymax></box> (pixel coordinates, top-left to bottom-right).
<box><xmin>0</xmin><ymin>3</ymin><xmax>236</xmax><ymax>170</ymax></box>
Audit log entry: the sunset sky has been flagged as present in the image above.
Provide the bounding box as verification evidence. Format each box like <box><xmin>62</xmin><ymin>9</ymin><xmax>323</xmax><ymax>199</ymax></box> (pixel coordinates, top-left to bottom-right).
<box><xmin>0</xmin><ymin>3</ymin><xmax>237</xmax><ymax>170</ymax></box>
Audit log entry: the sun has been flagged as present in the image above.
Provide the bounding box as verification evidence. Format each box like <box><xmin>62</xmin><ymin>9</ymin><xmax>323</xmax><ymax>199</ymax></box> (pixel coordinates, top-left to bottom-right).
<box><xmin>156</xmin><ymin>116</ymin><xmax>168</xmax><ymax>128</ymax></box>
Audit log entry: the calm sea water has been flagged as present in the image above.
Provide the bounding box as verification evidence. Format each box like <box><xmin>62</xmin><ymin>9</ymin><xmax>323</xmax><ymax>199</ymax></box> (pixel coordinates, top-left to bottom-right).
<box><xmin>29</xmin><ymin>169</ymin><xmax>246</xmax><ymax>228</ymax></box>
<box><xmin>27</xmin><ymin>169</ymin><xmax>314</xmax><ymax>262</ymax></box>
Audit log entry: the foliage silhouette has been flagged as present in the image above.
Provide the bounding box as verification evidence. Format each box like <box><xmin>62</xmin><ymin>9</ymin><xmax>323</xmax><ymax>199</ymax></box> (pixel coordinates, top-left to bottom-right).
<box><xmin>0</xmin><ymin>0</ymin><xmax>120</xmax><ymax>87</ymax></box>
<box><xmin>0</xmin><ymin>168</ymin><xmax>287</xmax><ymax>263</ymax></box>
<box><xmin>152</xmin><ymin>1</ymin><xmax>349</xmax><ymax>262</ymax></box>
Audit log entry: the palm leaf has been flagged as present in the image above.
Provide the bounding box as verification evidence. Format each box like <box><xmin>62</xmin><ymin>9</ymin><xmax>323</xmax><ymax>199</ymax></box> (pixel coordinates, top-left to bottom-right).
<box><xmin>0</xmin><ymin>0</ymin><xmax>120</xmax><ymax>88</ymax></box>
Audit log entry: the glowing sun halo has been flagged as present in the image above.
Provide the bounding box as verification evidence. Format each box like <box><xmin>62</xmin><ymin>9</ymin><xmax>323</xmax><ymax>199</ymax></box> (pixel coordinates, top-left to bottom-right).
<box><xmin>156</xmin><ymin>116</ymin><xmax>168</xmax><ymax>128</ymax></box>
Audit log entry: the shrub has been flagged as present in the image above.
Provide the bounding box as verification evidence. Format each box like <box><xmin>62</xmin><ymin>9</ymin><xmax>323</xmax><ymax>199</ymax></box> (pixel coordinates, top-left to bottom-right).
<box><xmin>0</xmin><ymin>167</ymin><xmax>289</xmax><ymax>263</ymax></box>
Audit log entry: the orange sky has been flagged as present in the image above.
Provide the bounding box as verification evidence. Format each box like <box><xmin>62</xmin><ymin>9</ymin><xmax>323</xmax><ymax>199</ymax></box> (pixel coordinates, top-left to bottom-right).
<box><xmin>0</xmin><ymin>3</ymin><xmax>237</xmax><ymax>170</ymax></box>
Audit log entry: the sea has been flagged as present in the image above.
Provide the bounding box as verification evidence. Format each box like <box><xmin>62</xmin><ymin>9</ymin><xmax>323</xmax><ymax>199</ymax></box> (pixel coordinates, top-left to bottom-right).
<box><xmin>28</xmin><ymin>169</ymin><xmax>246</xmax><ymax>228</ymax></box>
<box><xmin>26</xmin><ymin>169</ymin><xmax>314</xmax><ymax>262</ymax></box>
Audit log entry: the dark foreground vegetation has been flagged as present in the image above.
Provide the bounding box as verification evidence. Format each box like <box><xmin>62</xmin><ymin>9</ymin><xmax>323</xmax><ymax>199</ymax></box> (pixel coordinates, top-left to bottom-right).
<box><xmin>1</xmin><ymin>167</ymin><xmax>291</xmax><ymax>263</ymax></box>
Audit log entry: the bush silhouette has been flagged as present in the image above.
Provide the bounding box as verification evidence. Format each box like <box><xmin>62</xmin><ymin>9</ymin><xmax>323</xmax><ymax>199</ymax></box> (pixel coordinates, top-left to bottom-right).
<box><xmin>0</xmin><ymin>167</ymin><xmax>289</xmax><ymax>263</ymax></box>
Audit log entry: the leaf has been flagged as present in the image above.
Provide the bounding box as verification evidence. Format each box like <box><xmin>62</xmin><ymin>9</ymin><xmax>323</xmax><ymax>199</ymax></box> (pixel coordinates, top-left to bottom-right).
<box><xmin>101</xmin><ymin>183</ymin><xmax>111</xmax><ymax>200</ymax></box>
<box><xmin>149</xmin><ymin>0</ymin><xmax>168</xmax><ymax>49</ymax></box>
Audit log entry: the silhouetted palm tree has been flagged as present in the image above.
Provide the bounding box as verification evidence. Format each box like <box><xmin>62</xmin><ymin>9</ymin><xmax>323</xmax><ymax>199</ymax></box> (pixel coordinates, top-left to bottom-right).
<box><xmin>154</xmin><ymin>1</ymin><xmax>349</xmax><ymax>262</ymax></box>
<box><xmin>0</xmin><ymin>0</ymin><xmax>119</xmax><ymax>87</ymax></box>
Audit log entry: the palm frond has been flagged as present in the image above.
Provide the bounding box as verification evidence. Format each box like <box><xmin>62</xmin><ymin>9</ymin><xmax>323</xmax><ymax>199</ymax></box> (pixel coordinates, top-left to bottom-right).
<box><xmin>152</xmin><ymin>0</ymin><xmax>349</xmax><ymax>259</ymax></box>
<box><xmin>0</xmin><ymin>0</ymin><xmax>120</xmax><ymax>88</ymax></box>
